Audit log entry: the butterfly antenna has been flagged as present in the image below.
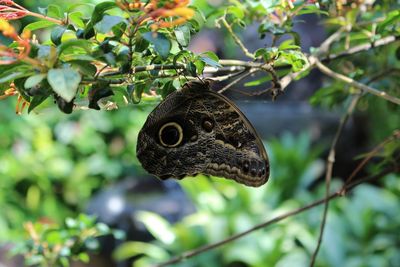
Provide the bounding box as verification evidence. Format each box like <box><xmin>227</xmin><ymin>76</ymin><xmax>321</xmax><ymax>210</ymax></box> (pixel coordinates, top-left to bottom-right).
<box><xmin>196</xmin><ymin>75</ymin><xmax>206</xmax><ymax>84</ymax></box>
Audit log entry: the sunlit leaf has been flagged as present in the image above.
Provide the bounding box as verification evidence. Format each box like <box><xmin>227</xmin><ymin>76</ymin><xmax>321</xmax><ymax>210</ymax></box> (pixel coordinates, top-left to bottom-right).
<box><xmin>24</xmin><ymin>74</ymin><xmax>46</xmax><ymax>89</ymax></box>
<box><xmin>48</xmin><ymin>68</ymin><xmax>81</xmax><ymax>102</ymax></box>
<box><xmin>136</xmin><ymin>211</ymin><xmax>176</xmax><ymax>245</ymax></box>
<box><xmin>143</xmin><ymin>32</ymin><xmax>171</xmax><ymax>59</ymax></box>
<box><xmin>113</xmin><ymin>241</ymin><xmax>169</xmax><ymax>261</ymax></box>
<box><xmin>95</xmin><ymin>15</ymin><xmax>126</xmax><ymax>33</ymax></box>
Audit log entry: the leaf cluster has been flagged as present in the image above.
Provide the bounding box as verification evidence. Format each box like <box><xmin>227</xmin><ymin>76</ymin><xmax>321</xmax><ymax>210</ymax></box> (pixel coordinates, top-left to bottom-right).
<box><xmin>0</xmin><ymin>1</ymin><xmax>221</xmax><ymax>113</ymax></box>
<box><xmin>16</xmin><ymin>214</ymin><xmax>124</xmax><ymax>267</ymax></box>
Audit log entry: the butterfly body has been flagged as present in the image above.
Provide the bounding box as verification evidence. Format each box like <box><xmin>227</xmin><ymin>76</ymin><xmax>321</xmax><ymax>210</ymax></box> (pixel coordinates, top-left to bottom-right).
<box><xmin>136</xmin><ymin>81</ymin><xmax>269</xmax><ymax>187</ymax></box>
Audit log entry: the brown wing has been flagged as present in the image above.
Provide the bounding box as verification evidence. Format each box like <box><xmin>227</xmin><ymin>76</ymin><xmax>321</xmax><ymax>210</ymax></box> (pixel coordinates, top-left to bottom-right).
<box><xmin>184</xmin><ymin>85</ymin><xmax>270</xmax><ymax>187</ymax></box>
<box><xmin>137</xmin><ymin>81</ymin><xmax>270</xmax><ymax>187</ymax></box>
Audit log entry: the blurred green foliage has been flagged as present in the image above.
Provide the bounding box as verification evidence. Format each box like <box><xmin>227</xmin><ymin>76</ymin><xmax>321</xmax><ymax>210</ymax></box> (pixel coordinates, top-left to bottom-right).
<box><xmin>16</xmin><ymin>214</ymin><xmax>124</xmax><ymax>267</ymax></box>
<box><xmin>113</xmin><ymin>133</ymin><xmax>400</xmax><ymax>267</ymax></box>
<box><xmin>0</xmin><ymin>0</ymin><xmax>399</xmax><ymax>267</ymax></box>
<box><xmin>0</xmin><ymin>97</ymin><xmax>155</xmax><ymax>240</ymax></box>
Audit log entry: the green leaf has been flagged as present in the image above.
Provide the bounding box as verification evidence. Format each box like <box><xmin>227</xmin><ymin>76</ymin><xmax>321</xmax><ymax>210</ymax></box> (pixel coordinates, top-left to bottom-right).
<box><xmin>0</xmin><ymin>71</ymin><xmax>31</xmax><ymax>83</ymax></box>
<box><xmin>186</xmin><ymin>61</ymin><xmax>197</xmax><ymax>76</ymax></box>
<box><xmin>160</xmin><ymin>80</ymin><xmax>176</xmax><ymax>98</ymax></box>
<box><xmin>112</xmin><ymin>21</ymin><xmax>128</xmax><ymax>39</ymax></box>
<box><xmin>78</xmin><ymin>253</ymin><xmax>90</xmax><ymax>263</ymax></box>
<box><xmin>38</xmin><ymin>7</ymin><xmax>48</xmax><ymax>16</ymax></box>
<box><xmin>94</xmin><ymin>15</ymin><xmax>126</xmax><ymax>33</ymax></box>
<box><xmin>59</xmin><ymin>247</ymin><xmax>71</xmax><ymax>257</ymax></box>
<box><xmin>84</xmin><ymin>237</ymin><xmax>99</xmax><ymax>250</ymax></box>
<box><xmin>194</xmin><ymin>59</ymin><xmax>205</xmax><ymax>74</ymax></box>
<box><xmin>90</xmin><ymin>2</ymin><xmax>117</xmax><ymax>25</ymax></box>
<box><xmin>143</xmin><ymin>32</ymin><xmax>171</xmax><ymax>59</ymax></box>
<box><xmin>227</xmin><ymin>6</ymin><xmax>244</xmax><ymax>20</ymax></box>
<box><xmin>68</xmin><ymin>11</ymin><xmax>85</xmax><ymax>28</ymax></box>
<box><xmin>133</xmin><ymin>83</ymin><xmax>145</xmax><ymax>103</ymax></box>
<box><xmin>188</xmin><ymin>6</ymin><xmax>206</xmax><ymax>31</ymax></box>
<box><xmin>28</xmin><ymin>94</ymin><xmax>50</xmax><ymax>114</ymax></box>
<box><xmin>88</xmin><ymin>84</ymin><xmax>114</xmax><ymax>110</ymax></box>
<box><xmin>244</xmin><ymin>75</ymin><xmax>272</xmax><ymax>87</ymax></box>
<box><xmin>51</xmin><ymin>26</ymin><xmax>67</xmax><ymax>45</ymax></box>
<box><xmin>65</xmin><ymin>217</ymin><xmax>78</xmax><ymax>228</ymax></box>
<box><xmin>199</xmin><ymin>51</ymin><xmax>221</xmax><ymax>67</ymax></box>
<box><xmin>38</xmin><ymin>45</ymin><xmax>53</xmax><ymax>59</ymax></box>
<box><xmin>96</xmin><ymin>223</ymin><xmax>110</xmax><ymax>234</ymax></box>
<box><xmin>201</xmin><ymin>51</ymin><xmax>219</xmax><ymax>62</ymax></box>
<box><xmin>255</xmin><ymin>48</ymin><xmax>268</xmax><ymax>60</ymax></box>
<box><xmin>47</xmin><ymin>4</ymin><xmax>63</xmax><ymax>19</ymax></box>
<box><xmin>12</xmin><ymin>78</ymin><xmax>31</xmax><ymax>101</ymax></box>
<box><xmin>68</xmin><ymin>60</ymin><xmax>97</xmax><ymax>76</ymax></box>
<box><xmin>199</xmin><ymin>56</ymin><xmax>221</xmax><ymax>68</ymax></box>
<box><xmin>112</xmin><ymin>230</ymin><xmax>126</xmax><ymax>240</ymax></box>
<box><xmin>24</xmin><ymin>74</ymin><xmax>46</xmax><ymax>89</ymax></box>
<box><xmin>24</xmin><ymin>21</ymin><xmax>57</xmax><ymax>32</ymax></box>
<box><xmin>113</xmin><ymin>241</ymin><xmax>169</xmax><ymax>261</ymax></box>
<box><xmin>279</xmin><ymin>39</ymin><xmax>300</xmax><ymax>51</ymax></box>
<box><xmin>67</xmin><ymin>3</ymin><xmax>93</xmax><ymax>13</ymax></box>
<box><xmin>57</xmin><ymin>39</ymin><xmax>92</xmax><ymax>55</ymax></box>
<box><xmin>84</xmin><ymin>1</ymin><xmax>117</xmax><ymax>38</ymax></box>
<box><xmin>296</xmin><ymin>5</ymin><xmax>329</xmax><ymax>16</ymax></box>
<box><xmin>278</xmin><ymin>50</ymin><xmax>308</xmax><ymax>72</ymax></box>
<box><xmin>126</xmin><ymin>84</ymin><xmax>135</xmax><ymax>103</ymax></box>
<box><xmin>172</xmin><ymin>50</ymin><xmax>191</xmax><ymax>66</ymax></box>
<box><xmin>136</xmin><ymin>211</ymin><xmax>176</xmax><ymax>245</ymax></box>
<box><xmin>103</xmin><ymin>52</ymin><xmax>116</xmax><ymax>65</ymax></box>
<box><xmin>174</xmin><ymin>25</ymin><xmax>191</xmax><ymax>47</ymax></box>
<box><xmin>47</xmin><ymin>68</ymin><xmax>82</xmax><ymax>102</ymax></box>
<box><xmin>377</xmin><ymin>10</ymin><xmax>400</xmax><ymax>33</ymax></box>
<box><xmin>135</xmin><ymin>34</ymin><xmax>149</xmax><ymax>52</ymax></box>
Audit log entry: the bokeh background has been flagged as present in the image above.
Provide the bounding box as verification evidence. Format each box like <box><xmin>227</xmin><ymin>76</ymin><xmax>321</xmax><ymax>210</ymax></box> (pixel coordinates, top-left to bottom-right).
<box><xmin>1</xmin><ymin>1</ymin><xmax>399</xmax><ymax>267</ymax></box>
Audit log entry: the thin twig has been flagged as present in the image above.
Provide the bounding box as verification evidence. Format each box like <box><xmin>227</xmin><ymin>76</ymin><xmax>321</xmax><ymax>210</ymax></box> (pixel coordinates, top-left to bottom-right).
<box><xmin>209</xmin><ymin>70</ymin><xmax>247</xmax><ymax>82</ymax></box>
<box><xmin>309</xmin><ymin>94</ymin><xmax>361</xmax><ymax>266</ymax></box>
<box><xmin>280</xmin><ymin>35</ymin><xmax>399</xmax><ymax>91</ymax></box>
<box><xmin>97</xmin><ymin>35</ymin><xmax>398</xmax><ymax>80</ymax></box>
<box><xmin>25</xmin><ymin>11</ymin><xmax>64</xmax><ymax>25</ymax></box>
<box><xmin>341</xmin><ymin>129</ymin><xmax>400</xmax><ymax>194</ymax></box>
<box><xmin>317</xmin><ymin>27</ymin><xmax>346</xmax><ymax>57</ymax></box>
<box><xmin>217</xmin><ymin>17</ymin><xmax>255</xmax><ymax>60</ymax></box>
<box><xmin>366</xmin><ymin>68</ymin><xmax>400</xmax><ymax>84</ymax></box>
<box><xmin>203</xmin><ymin>65</ymin><xmax>246</xmax><ymax>74</ymax></box>
<box><xmin>314</xmin><ymin>58</ymin><xmax>400</xmax><ymax>105</ymax></box>
<box><xmin>325</xmin><ymin>35</ymin><xmax>399</xmax><ymax>62</ymax></box>
<box><xmin>2</xmin><ymin>4</ymin><xmax>63</xmax><ymax>24</ymax></box>
<box><xmin>153</xmin><ymin>166</ymin><xmax>396</xmax><ymax>267</ymax></box>
<box><xmin>218</xmin><ymin>69</ymin><xmax>258</xmax><ymax>94</ymax></box>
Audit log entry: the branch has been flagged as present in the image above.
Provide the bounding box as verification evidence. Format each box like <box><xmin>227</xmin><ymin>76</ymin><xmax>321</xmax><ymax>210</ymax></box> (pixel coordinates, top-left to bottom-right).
<box><xmin>208</xmin><ymin>70</ymin><xmax>247</xmax><ymax>82</ymax></box>
<box><xmin>316</xmin><ymin>27</ymin><xmax>346</xmax><ymax>57</ymax></box>
<box><xmin>97</xmin><ymin>35</ymin><xmax>398</xmax><ymax>81</ymax></box>
<box><xmin>99</xmin><ymin>61</ymin><xmax>252</xmax><ymax>78</ymax></box>
<box><xmin>325</xmin><ymin>35</ymin><xmax>399</xmax><ymax>62</ymax></box>
<box><xmin>217</xmin><ymin>17</ymin><xmax>255</xmax><ymax>60</ymax></box>
<box><xmin>153</xmin><ymin>165</ymin><xmax>397</xmax><ymax>267</ymax></box>
<box><xmin>314</xmin><ymin>58</ymin><xmax>400</xmax><ymax>105</ymax></box>
<box><xmin>341</xmin><ymin>129</ymin><xmax>400</xmax><ymax>194</ymax></box>
<box><xmin>309</xmin><ymin>94</ymin><xmax>361</xmax><ymax>266</ymax></box>
<box><xmin>218</xmin><ymin>69</ymin><xmax>258</xmax><ymax>93</ymax></box>
<box><xmin>280</xmin><ymin>35</ymin><xmax>399</xmax><ymax>91</ymax></box>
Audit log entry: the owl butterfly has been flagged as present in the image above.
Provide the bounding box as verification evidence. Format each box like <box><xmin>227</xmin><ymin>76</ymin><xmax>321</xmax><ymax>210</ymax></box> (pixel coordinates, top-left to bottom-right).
<box><xmin>136</xmin><ymin>80</ymin><xmax>270</xmax><ymax>187</ymax></box>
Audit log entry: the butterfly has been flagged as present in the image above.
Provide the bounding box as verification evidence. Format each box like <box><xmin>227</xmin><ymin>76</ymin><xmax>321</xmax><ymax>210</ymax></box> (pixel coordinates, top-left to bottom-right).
<box><xmin>136</xmin><ymin>80</ymin><xmax>269</xmax><ymax>187</ymax></box>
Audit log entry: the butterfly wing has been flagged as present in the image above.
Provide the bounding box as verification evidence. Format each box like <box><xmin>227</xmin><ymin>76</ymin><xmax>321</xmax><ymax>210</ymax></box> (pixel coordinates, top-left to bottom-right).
<box><xmin>191</xmin><ymin>88</ymin><xmax>270</xmax><ymax>187</ymax></box>
<box><xmin>136</xmin><ymin>85</ymin><xmax>210</xmax><ymax>180</ymax></box>
<box><xmin>136</xmin><ymin>81</ymin><xmax>270</xmax><ymax>187</ymax></box>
